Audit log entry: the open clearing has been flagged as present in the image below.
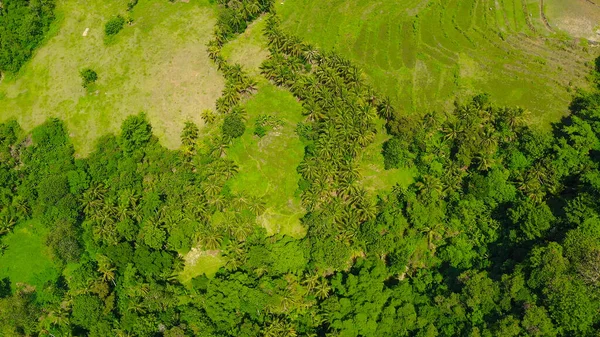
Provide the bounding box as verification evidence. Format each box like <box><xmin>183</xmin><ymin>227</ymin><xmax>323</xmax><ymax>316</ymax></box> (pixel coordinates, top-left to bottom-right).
<box><xmin>545</xmin><ymin>0</ymin><xmax>600</xmax><ymax>41</ymax></box>
<box><xmin>226</xmin><ymin>82</ymin><xmax>306</xmax><ymax>238</ymax></box>
<box><xmin>0</xmin><ymin>0</ymin><xmax>224</xmax><ymax>155</ymax></box>
<box><xmin>358</xmin><ymin>120</ymin><xmax>416</xmax><ymax>194</ymax></box>
<box><xmin>179</xmin><ymin>248</ymin><xmax>225</xmax><ymax>283</ymax></box>
<box><xmin>0</xmin><ymin>221</ymin><xmax>58</xmax><ymax>291</ymax></box>
<box><xmin>221</xmin><ymin>15</ymin><xmax>270</xmax><ymax>76</ymax></box>
<box><xmin>277</xmin><ymin>0</ymin><xmax>596</xmax><ymax>127</ymax></box>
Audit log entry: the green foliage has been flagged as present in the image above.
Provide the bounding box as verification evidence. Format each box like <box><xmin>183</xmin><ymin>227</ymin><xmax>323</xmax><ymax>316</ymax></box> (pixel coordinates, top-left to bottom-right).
<box><xmin>1</xmin><ymin>3</ymin><xmax>600</xmax><ymax>336</ymax></box>
<box><xmin>382</xmin><ymin>137</ymin><xmax>406</xmax><ymax>169</ymax></box>
<box><xmin>0</xmin><ymin>0</ymin><xmax>55</xmax><ymax>74</ymax></box>
<box><xmin>80</xmin><ymin>68</ymin><xmax>98</xmax><ymax>88</ymax></box>
<box><xmin>120</xmin><ymin>113</ymin><xmax>153</xmax><ymax>153</ymax></box>
<box><xmin>71</xmin><ymin>294</ymin><xmax>104</xmax><ymax>328</ymax></box>
<box><xmin>222</xmin><ymin>114</ymin><xmax>246</xmax><ymax>139</ymax></box>
<box><xmin>105</xmin><ymin>15</ymin><xmax>125</xmax><ymax>36</ymax></box>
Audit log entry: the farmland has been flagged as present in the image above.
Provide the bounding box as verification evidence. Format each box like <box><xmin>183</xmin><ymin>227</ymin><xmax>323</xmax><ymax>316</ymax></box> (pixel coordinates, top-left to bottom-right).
<box><xmin>277</xmin><ymin>0</ymin><xmax>598</xmax><ymax>127</ymax></box>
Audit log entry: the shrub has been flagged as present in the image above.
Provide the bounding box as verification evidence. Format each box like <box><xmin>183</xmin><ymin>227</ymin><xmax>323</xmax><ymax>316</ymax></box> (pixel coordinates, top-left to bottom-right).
<box><xmin>127</xmin><ymin>0</ymin><xmax>138</xmax><ymax>11</ymax></box>
<box><xmin>382</xmin><ymin>137</ymin><xmax>404</xmax><ymax>169</ymax></box>
<box><xmin>105</xmin><ymin>15</ymin><xmax>125</xmax><ymax>36</ymax></box>
<box><xmin>79</xmin><ymin>68</ymin><xmax>98</xmax><ymax>88</ymax></box>
<box><xmin>222</xmin><ymin>114</ymin><xmax>246</xmax><ymax>139</ymax></box>
<box><xmin>254</xmin><ymin>124</ymin><xmax>266</xmax><ymax>138</ymax></box>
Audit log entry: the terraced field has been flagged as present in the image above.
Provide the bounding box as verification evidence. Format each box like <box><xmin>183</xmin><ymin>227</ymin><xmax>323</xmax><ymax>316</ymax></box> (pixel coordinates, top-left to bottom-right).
<box><xmin>278</xmin><ymin>0</ymin><xmax>598</xmax><ymax>126</ymax></box>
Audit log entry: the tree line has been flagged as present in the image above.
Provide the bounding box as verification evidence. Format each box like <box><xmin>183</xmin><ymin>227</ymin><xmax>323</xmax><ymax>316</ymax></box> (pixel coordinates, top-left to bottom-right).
<box><xmin>0</xmin><ymin>0</ymin><xmax>55</xmax><ymax>75</ymax></box>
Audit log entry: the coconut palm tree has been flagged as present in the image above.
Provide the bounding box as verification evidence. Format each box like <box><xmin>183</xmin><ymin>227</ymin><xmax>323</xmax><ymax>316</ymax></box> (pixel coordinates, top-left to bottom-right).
<box><xmin>230</xmin><ymin>105</ymin><xmax>248</xmax><ymax>121</ymax></box>
<box><xmin>248</xmin><ymin>195</ymin><xmax>266</xmax><ymax>216</ymax></box>
<box><xmin>377</xmin><ymin>97</ymin><xmax>395</xmax><ymax>120</ymax></box>
<box><xmin>0</xmin><ymin>214</ymin><xmax>15</xmax><ymax>236</ymax></box>
<box><xmin>415</xmin><ymin>175</ymin><xmax>443</xmax><ymax>198</ymax></box>
<box><xmin>200</xmin><ymin>231</ymin><xmax>223</xmax><ymax>251</ymax></box>
<box><xmin>302</xmin><ymin>272</ymin><xmax>320</xmax><ymax>294</ymax></box>
<box><xmin>201</xmin><ymin>109</ymin><xmax>217</xmax><ymax>125</ymax></box>
<box><xmin>206</xmin><ymin>43</ymin><xmax>221</xmax><ymax>61</ymax></box>
<box><xmin>442</xmin><ymin>120</ymin><xmax>464</xmax><ymax>142</ymax></box>
<box><xmin>421</xmin><ymin>223</ymin><xmax>445</xmax><ymax>251</ymax></box>
<box><xmin>97</xmin><ymin>255</ymin><xmax>116</xmax><ymax>286</ymax></box>
<box><xmin>314</xmin><ymin>278</ymin><xmax>331</xmax><ymax>300</ymax></box>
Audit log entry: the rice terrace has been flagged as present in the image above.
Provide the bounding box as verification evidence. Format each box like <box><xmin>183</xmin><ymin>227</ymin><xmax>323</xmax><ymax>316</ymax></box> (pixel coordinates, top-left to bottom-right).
<box><xmin>1</xmin><ymin>0</ymin><xmax>600</xmax><ymax>336</ymax></box>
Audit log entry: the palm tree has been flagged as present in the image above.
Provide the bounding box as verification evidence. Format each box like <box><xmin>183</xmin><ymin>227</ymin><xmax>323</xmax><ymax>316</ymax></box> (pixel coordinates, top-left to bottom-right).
<box><xmin>200</xmin><ymin>231</ymin><xmax>223</xmax><ymax>251</ymax></box>
<box><xmin>474</xmin><ymin>152</ymin><xmax>495</xmax><ymax>172</ymax></box>
<box><xmin>209</xmin><ymin>138</ymin><xmax>229</xmax><ymax>158</ymax></box>
<box><xmin>298</xmin><ymin>159</ymin><xmax>318</xmax><ymax>181</ymax></box>
<box><xmin>128</xmin><ymin>300</ymin><xmax>146</xmax><ymax>314</ymax></box>
<box><xmin>314</xmin><ymin>279</ymin><xmax>331</xmax><ymax>300</ymax></box>
<box><xmin>0</xmin><ymin>214</ymin><xmax>15</xmax><ymax>236</ymax></box>
<box><xmin>421</xmin><ymin>223</ymin><xmax>445</xmax><ymax>250</ymax></box>
<box><xmin>220</xmin><ymin>160</ymin><xmax>239</xmax><ymax>179</ymax></box>
<box><xmin>302</xmin><ymin>272</ymin><xmax>320</xmax><ymax>294</ymax></box>
<box><xmin>46</xmin><ymin>302</ymin><xmax>71</xmax><ymax>330</ymax></box>
<box><xmin>415</xmin><ymin>175</ymin><xmax>443</xmax><ymax>198</ymax></box>
<box><xmin>377</xmin><ymin>97</ymin><xmax>395</xmax><ymax>120</ymax></box>
<box><xmin>97</xmin><ymin>255</ymin><xmax>116</xmax><ymax>286</ymax></box>
<box><xmin>206</xmin><ymin>43</ymin><xmax>220</xmax><ymax>61</ymax></box>
<box><xmin>221</xmin><ymin>85</ymin><xmax>240</xmax><ymax>110</ymax></box>
<box><xmin>442</xmin><ymin>120</ymin><xmax>464</xmax><ymax>142</ymax></box>
<box><xmin>201</xmin><ymin>109</ymin><xmax>217</xmax><ymax>125</ymax></box>
<box><xmin>263</xmin><ymin>318</ymin><xmax>298</xmax><ymax>337</ymax></box>
<box><xmin>248</xmin><ymin>195</ymin><xmax>267</xmax><ymax>216</ymax></box>
<box><xmin>230</xmin><ymin>105</ymin><xmax>248</xmax><ymax>121</ymax></box>
<box><xmin>203</xmin><ymin>179</ymin><xmax>221</xmax><ymax>197</ymax></box>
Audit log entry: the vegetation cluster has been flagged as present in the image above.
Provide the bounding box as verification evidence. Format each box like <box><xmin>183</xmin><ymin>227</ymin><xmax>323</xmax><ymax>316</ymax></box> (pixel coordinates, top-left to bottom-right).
<box><xmin>0</xmin><ymin>0</ymin><xmax>55</xmax><ymax>75</ymax></box>
<box><xmin>0</xmin><ymin>0</ymin><xmax>600</xmax><ymax>337</ymax></box>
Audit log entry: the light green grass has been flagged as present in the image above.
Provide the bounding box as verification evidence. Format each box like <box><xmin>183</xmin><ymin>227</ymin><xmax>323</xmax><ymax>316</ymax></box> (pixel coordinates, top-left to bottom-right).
<box><xmin>358</xmin><ymin>121</ymin><xmax>416</xmax><ymax>195</ymax></box>
<box><xmin>180</xmin><ymin>250</ymin><xmax>225</xmax><ymax>284</ymax></box>
<box><xmin>0</xmin><ymin>0</ymin><xmax>224</xmax><ymax>155</ymax></box>
<box><xmin>226</xmin><ymin>82</ymin><xmax>306</xmax><ymax>238</ymax></box>
<box><xmin>0</xmin><ymin>221</ymin><xmax>58</xmax><ymax>290</ymax></box>
<box><xmin>277</xmin><ymin>0</ymin><xmax>594</xmax><ymax>127</ymax></box>
<box><xmin>221</xmin><ymin>15</ymin><xmax>270</xmax><ymax>76</ymax></box>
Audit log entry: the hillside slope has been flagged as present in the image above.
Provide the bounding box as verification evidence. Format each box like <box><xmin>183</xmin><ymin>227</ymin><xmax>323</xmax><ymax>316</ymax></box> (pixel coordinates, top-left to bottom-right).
<box><xmin>278</xmin><ymin>0</ymin><xmax>598</xmax><ymax>126</ymax></box>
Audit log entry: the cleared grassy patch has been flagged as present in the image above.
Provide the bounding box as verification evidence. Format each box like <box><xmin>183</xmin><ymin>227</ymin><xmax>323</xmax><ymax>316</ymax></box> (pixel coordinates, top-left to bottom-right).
<box><xmin>0</xmin><ymin>221</ymin><xmax>58</xmax><ymax>290</ymax></box>
<box><xmin>0</xmin><ymin>0</ymin><xmax>224</xmax><ymax>155</ymax></box>
<box><xmin>277</xmin><ymin>0</ymin><xmax>594</xmax><ymax>127</ymax></box>
<box><xmin>226</xmin><ymin>82</ymin><xmax>306</xmax><ymax>238</ymax></box>
<box><xmin>221</xmin><ymin>15</ymin><xmax>270</xmax><ymax>76</ymax></box>
<box><xmin>179</xmin><ymin>248</ymin><xmax>225</xmax><ymax>283</ymax></box>
<box><xmin>358</xmin><ymin>121</ymin><xmax>416</xmax><ymax>195</ymax></box>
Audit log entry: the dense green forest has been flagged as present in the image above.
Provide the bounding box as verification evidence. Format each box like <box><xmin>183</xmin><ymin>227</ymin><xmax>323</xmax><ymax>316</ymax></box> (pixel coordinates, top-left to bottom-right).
<box><xmin>1</xmin><ymin>0</ymin><xmax>600</xmax><ymax>336</ymax></box>
<box><xmin>0</xmin><ymin>0</ymin><xmax>55</xmax><ymax>75</ymax></box>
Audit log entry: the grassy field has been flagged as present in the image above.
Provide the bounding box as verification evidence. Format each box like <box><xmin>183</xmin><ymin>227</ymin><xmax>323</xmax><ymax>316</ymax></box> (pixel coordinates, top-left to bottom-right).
<box><xmin>545</xmin><ymin>0</ymin><xmax>600</xmax><ymax>41</ymax></box>
<box><xmin>226</xmin><ymin>82</ymin><xmax>306</xmax><ymax>238</ymax></box>
<box><xmin>358</xmin><ymin>120</ymin><xmax>416</xmax><ymax>194</ymax></box>
<box><xmin>277</xmin><ymin>0</ymin><xmax>596</xmax><ymax>127</ymax></box>
<box><xmin>221</xmin><ymin>16</ymin><xmax>270</xmax><ymax>76</ymax></box>
<box><xmin>0</xmin><ymin>0</ymin><xmax>223</xmax><ymax>155</ymax></box>
<box><xmin>0</xmin><ymin>221</ymin><xmax>58</xmax><ymax>291</ymax></box>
